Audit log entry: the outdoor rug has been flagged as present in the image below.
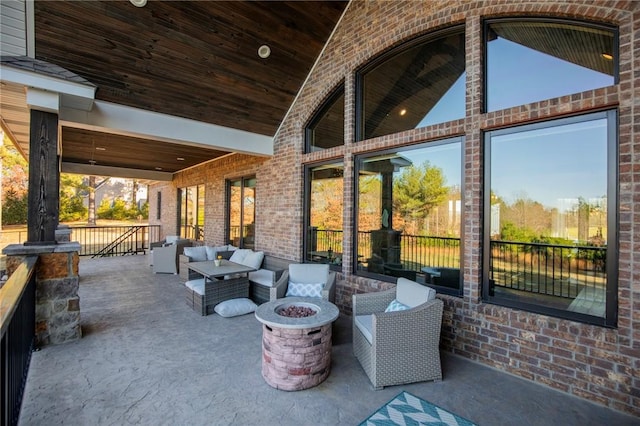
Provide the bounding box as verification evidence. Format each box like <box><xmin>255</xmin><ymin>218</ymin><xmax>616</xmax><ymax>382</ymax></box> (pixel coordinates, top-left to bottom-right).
<box><xmin>359</xmin><ymin>391</ymin><xmax>477</xmax><ymax>426</ymax></box>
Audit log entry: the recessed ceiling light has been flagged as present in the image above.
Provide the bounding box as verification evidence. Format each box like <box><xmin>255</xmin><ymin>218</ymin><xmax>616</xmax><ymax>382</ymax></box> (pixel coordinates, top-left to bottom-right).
<box><xmin>258</xmin><ymin>45</ymin><xmax>271</xmax><ymax>59</ymax></box>
<box><xmin>399</xmin><ymin>108</ymin><xmax>407</xmax><ymax>116</ymax></box>
<box><xmin>95</xmin><ymin>147</ymin><xmax>106</xmax><ymax>151</ymax></box>
<box><xmin>129</xmin><ymin>0</ymin><xmax>147</xmax><ymax>7</ymax></box>
<box><xmin>155</xmin><ymin>167</ymin><xmax>163</xmax><ymax>171</ymax></box>
<box><xmin>601</xmin><ymin>53</ymin><xmax>613</xmax><ymax>60</ymax></box>
<box><xmin>177</xmin><ymin>157</ymin><xmax>185</xmax><ymax>161</ymax></box>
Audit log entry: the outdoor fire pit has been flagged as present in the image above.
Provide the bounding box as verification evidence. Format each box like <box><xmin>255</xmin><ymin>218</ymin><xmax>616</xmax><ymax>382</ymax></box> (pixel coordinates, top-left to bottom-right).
<box><xmin>254</xmin><ymin>297</ymin><xmax>339</xmax><ymax>391</ymax></box>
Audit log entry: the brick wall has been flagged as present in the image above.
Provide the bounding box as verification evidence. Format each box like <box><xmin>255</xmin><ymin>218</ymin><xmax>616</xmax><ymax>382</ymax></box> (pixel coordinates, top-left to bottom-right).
<box><xmin>150</xmin><ymin>1</ymin><xmax>639</xmax><ymax>415</ymax></box>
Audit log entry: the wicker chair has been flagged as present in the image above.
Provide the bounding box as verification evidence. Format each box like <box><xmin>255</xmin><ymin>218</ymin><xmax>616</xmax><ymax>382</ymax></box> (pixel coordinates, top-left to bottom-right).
<box><xmin>352</xmin><ymin>277</ymin><xmax>443</xmax><ymax>389</ymax></box>
<box><xmin>270</xmin><ymin>263</ymin><xmax>336</xmax><ymax>302</ymax></box>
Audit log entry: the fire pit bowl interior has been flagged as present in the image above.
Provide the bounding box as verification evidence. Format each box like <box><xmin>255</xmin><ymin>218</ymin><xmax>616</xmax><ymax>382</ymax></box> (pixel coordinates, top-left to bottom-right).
<box><xmin>276</xmin><ymin>301</ymin><xmax>318</xmax><ymax>318</ymax></box>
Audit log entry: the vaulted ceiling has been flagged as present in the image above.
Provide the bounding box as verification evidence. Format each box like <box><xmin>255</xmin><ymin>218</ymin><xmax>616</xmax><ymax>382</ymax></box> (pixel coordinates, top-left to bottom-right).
<box><xmin>1</xmin><ymin>0</ymin><xmax>348</xmax><ymax>178</ymax></box>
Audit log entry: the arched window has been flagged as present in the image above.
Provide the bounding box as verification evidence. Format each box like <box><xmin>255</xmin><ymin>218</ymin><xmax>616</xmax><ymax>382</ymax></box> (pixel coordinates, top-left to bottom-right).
<box><xmin>356</xmin><ymin>28</ymin><xmax>465</xmax><ymax>141</ymax></box>
<box><xmin>305</xmin><ymin>84</ymin><xmax>344</xmax><ymax>153</ymax></box>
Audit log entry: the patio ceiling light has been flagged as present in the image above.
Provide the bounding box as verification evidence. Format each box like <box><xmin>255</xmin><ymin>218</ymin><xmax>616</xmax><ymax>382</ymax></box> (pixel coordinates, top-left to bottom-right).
<box><xmin>130</xmin><ymin>0</ymin><xmax>147</xmax><ymax>7</ymax></box>
<box><xmin>258</xmin><ymin>45</ymin><xmax>271</xmax><ymax>59</ymax></box>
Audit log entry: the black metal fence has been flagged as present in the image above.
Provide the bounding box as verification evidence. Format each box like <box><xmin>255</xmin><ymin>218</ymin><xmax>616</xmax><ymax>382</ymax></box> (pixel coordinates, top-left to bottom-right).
<box><xmin>69</xmin><ymin>225</ymin><xmax>160</xmax><ymax>257</ymax></box>
<box><xmin>489</xmin><ymin>240</ymin><xmax>606</xmax><ymax>299</ymax></box>
<box><xmin>1</xmin><ymin>256</ymin><xmax>37</xmax><ymax>426</ymax></box>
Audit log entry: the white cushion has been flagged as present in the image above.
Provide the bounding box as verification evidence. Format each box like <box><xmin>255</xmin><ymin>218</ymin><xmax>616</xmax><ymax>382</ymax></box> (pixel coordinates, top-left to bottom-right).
<box><xmin>396</xmin><ymin>277</ymin><xmax>436</xmax><ymax>308</ymax></box>
<box><xmin>243</xmin><ymin>251</ymin><xmax>264</xmax><ymax>269</ymax></box>
<box><xmin>214</xmin><ymin>298</ymin><xmax>257</xmax><ymax>318</ymax></box>
<box><xmin>355</xmin><ymin>315</ymin><xmax>373</xmax><ymax>344</ymax></box>
<box><xmin>385</xmin><ymin>299</ymin><xmax>409</xmax><ymax>312</ymax></box>
<box><xmin>286</xmin><ymin>281</ymin><xmax>324</xmax><ymax>298</ymax></box>
<box><xmin>288</xmin><ymin>263</ymin><xmax>329</xmax><ymax>285</ymax></box>
<box><xmin>165</xmin><ymin>235</ymin><xmax>180</xmax><ymax>244</ymax></box>
<box><xmin>183</xmin><ymin>246</ymin><xmax>207</xmax><ymax>262</ymax></box>
<box><xmin>229</xmin><ymin>249</ymin><xmax>252</xmax><ymax>264</ymax></box>
<box><xmin>248</xmin><ymin>269</ymin><xmax>275</xmax><ymax>287</ymax></box>
<box><xmin>185</xmin><ymin>278</ymin><xmax>205</xmax><ymax>295</ymax></box>
<box><xmin>206</xmin><ymin>245</ymin><xmax>233</xmax><ymax>261</ymax></box>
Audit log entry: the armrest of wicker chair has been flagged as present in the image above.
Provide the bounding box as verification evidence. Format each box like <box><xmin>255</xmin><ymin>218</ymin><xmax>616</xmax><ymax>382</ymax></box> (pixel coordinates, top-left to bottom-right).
<box><xmin>322</xmin><ymin>271</ymin><xmax>337</xmax><ymax>302</ymax></box>
<box><xmin>270</xmin><ymin>270</ymin><xmax>290</xmax><ymax>301</ymax></box>
<box><xmin>352</xmin><ymin>287</ymin><xmax>396</xmax><ymax>316</ymax></box>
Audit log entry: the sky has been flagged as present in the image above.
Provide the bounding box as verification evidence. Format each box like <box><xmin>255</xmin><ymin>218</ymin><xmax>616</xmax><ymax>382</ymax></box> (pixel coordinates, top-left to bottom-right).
<box><xmin>408</xmin><ymin>34</ymin><xmax>614</xmax><ymax>210</ymax></box>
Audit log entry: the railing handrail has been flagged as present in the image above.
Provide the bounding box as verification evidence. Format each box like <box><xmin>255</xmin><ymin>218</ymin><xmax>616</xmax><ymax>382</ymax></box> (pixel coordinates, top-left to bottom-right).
<box><xmin>492</xmin><ymin>239</ymin><xmax>606</xmax><ymax>250</ymax></box>
<box><xmin>0</xmin><ymin>256</ymin><xmax>37</xmax><ymax>338</ymax></box>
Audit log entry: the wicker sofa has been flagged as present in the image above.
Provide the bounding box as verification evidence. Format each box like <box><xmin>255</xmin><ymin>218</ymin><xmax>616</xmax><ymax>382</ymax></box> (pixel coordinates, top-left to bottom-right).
<box><xmin>247</xmin><ymin>255</ymin><xmax>294</xmax><ymax>304</ymax></box>
<box><xmin>352</xmin><ymin>278</ymin><xmax>443</xmax><ymax>389</ymax></box>
<box><xmin>179</xmin><ymin>244</ymin><xmax>236</xmax><ymax>280</ymax></box>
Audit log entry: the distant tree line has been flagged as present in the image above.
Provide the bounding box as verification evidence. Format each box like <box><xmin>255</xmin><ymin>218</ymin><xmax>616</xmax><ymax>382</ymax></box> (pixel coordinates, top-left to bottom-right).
<box><xmin>2</xmin><ymin>139</ymin><xmax>148</xmax><ymax>226</ymax></box>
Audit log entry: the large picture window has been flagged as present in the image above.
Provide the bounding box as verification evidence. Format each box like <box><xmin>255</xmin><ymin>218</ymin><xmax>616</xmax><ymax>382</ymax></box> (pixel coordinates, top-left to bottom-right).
<box><xmin>179</xmin><ymin>184</ymin><xmax>204</xmax><ymax>240</ymax></box>
<box><xmin>304</xmin><ymin>161</ymin><xmax>344</xmax><ymax>270</ymax></box>
<box><xmin>355</xmin><ymin>138</ymin><xmax>463</xmax><ymax>295</ymax></box>
<box><xmin>357</xmin><ymin>28</ymin><xmax>465</xmax><ymax>141</ymax></box>
<box><xmin>305</xmin><ymin>85</ymin><xmax>344</xmax><ymax>153</ymax></box>
<box><xmin>483</xmin><ymin>111</ymin><xmax>617</xmax><ymax>326</ymax></box>
<box><xmin>227</xmin><ymin>177</ymin><xmax>256</xmax><ymax>249</ymax></box>
<box><xmin>485</xmin><ymin>19</ymin><xmax>616</xmax><ymax>112</ymax></box>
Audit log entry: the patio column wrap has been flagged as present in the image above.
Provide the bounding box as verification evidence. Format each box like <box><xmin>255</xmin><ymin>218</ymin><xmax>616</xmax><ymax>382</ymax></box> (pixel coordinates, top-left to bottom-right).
<box><xmin>3</xmin><ymin>242</ymin><xmax>81</xmax><ymax>346</ymax></box>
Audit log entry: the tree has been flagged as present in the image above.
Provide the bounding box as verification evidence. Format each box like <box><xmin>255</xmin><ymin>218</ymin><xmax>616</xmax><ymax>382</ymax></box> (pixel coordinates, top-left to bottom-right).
<box><xmin>392</xmin><ymin>161</ymin><xmax>448</xmax><ymax>234</ymax></box>
<box><xmin>59</xmin><ymin>174</ymin><xmax>88</xmax><ymax>222</ymax></box>
<box><xmin>1</xmin><ymin>137</ymin><xmax>28</xmax><ymax>226</ymax></box>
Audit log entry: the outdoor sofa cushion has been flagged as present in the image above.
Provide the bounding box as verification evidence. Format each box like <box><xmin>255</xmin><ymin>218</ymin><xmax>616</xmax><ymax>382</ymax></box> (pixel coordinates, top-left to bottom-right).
<box><xmin>185</xmin><ymin>278</ymin><xmax>206</xmax><ymax>295</ymax></box>
<box><xmin>248</xmin><ymin>268</ymin><xmax>275</xmax><ymax>287</ymax></box>
<box><xmin>396</xmin><ymin>277</ymin><xmax>436</xmax><ymax>307</ymax></box>
<box><xmin>183</xmin><ymin>246</ymin><xmax>207</xmax><ymax>262</ymax></box>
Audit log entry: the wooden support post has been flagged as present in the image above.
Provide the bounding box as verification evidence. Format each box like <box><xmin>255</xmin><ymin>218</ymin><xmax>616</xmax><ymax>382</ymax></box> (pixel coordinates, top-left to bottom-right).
<box><xmin>26</xmin><ymin>110</ymin><xmax>59</xmax><ymax>245</ymax></box>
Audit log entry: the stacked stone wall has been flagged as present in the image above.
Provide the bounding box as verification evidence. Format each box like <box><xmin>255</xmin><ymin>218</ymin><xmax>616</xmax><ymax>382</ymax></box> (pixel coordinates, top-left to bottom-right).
<box><xmin>149</xmin><ymin>1</ymin><xmax>640</xmax><ymax>415</ymax></box>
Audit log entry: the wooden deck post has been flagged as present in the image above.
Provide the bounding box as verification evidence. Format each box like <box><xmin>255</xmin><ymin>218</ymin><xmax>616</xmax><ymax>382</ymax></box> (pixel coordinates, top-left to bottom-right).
<box><xmin>26</xmin><ymin>110</ymin><xmax>59</xmax><ymax>245</ymax></box>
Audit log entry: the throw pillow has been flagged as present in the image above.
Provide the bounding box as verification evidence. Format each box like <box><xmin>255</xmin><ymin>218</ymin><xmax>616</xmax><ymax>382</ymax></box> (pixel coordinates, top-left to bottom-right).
<box><xmin>230</xmin><ymin>249</ymin><xmax>252</xmax><ymax>264</ymax></box>
<box><xmin>385</xmin><ymin>299</ymin><xmax>410</xmax><ymax>313</ymax></box>
<box><xmin>183</xmin><ymin>246</ymin><xmax>207</xmax><ymax>262</ymax></box>
<box><xmin>286</xmin><ymin>281</ymin><xmax>324</xmax><ymax>298</ymax></box>
<box><xmin>214</xmin><ymin>298</ymin><xmax>257</xmax><ymax>318</ymax></box>
<box><xmin>243</xmin><ymin>251</ymin><xmax>264</xmax><ymax>269</ymax></box>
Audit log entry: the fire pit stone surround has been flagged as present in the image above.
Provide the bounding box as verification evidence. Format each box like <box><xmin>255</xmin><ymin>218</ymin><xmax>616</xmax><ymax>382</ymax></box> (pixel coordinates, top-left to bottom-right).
<box><xmin>255</xmin><ymin>297</ymin><xmax>340</xmax><ymax>391</ymax></box>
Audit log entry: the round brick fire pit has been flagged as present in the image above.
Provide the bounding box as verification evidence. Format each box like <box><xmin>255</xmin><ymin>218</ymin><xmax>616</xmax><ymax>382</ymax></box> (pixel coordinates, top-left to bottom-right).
<box><xmin>254</xmin><ymin>297</ymin><xmax>339</xmax><ymax>391</ymax></box>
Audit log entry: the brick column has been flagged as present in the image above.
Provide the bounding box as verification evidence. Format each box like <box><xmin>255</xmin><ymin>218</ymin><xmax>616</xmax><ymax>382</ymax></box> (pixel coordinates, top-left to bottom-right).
<box><xmin>3</xmin><ymin>242</ymin><xmax>82</xmax><ymax>346</ymax></box>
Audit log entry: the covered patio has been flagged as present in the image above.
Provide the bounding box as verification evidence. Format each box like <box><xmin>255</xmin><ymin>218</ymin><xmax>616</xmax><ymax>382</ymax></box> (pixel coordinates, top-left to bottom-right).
<box><xmin>17</xmin><ymin>255</ymin><xmax>636</xmax><ymax>425</ymax></box>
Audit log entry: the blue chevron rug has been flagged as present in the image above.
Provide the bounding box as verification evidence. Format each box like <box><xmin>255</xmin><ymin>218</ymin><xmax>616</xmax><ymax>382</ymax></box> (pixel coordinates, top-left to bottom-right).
<box><xmin>359</xmin><ymin>391</ymin><xmax>477</xmax><ymax>426</ymax></box>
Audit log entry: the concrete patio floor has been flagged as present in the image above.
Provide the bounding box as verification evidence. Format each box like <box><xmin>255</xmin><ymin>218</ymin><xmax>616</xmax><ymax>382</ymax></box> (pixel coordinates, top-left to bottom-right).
<box><xmin>19</xmin><ymin>255</ymin><xmax>639</xmax><ymax>426</ymax></box>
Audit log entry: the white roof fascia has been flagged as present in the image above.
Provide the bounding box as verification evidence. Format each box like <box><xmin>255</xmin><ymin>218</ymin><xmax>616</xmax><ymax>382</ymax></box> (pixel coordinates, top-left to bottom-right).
<box><xmin>0</xmin><ymin>64</ymin><xmax>96</xmax><ymax>110</ymax></box>
<box><xmin>61</xmin><ymin>162</ymin><xmax>173</xmax><ymax>181</ymax></box>
<box><xmin>60</xmin><ymin>100</ymin><xmax>274</xmax><ymax>156</ymax></box>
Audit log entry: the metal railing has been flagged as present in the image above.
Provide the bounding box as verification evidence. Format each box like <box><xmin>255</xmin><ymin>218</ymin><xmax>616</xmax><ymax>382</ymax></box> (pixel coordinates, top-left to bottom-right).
<box><xmin>69</xmin><ymin>225</ymin><xmax>160</xmax><ymax>257</ymax></box>
<box><xmin>1</xmin><ymin>256</ymin><xmax>37</xmax><ymax>426</ymax></box>
<box><xmin>489</xmin><ymin>240</ymin><xmax>606</xmax><ymax>299</ymax></box>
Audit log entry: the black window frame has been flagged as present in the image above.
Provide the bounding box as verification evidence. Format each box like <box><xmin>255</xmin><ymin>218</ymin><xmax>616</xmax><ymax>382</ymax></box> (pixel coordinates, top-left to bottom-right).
<box><xmin>226</xmin><ymin>176</ymin><xmax>256</xmax><ymax>249</ymax></box>
<box><xmin>482</xmin><ymin>17</ymin><xmax>619</xmax><ymax>113</ymax></box>
<box><xmin>304</xmin><ymin>83</ymin><xmax>345</xmax><ymax>153</ymax></box>
<box><xmin>482</xmin><ymin>110</ymin><xmax>618</xmax><ymax>327</ymax></box>
<box><xmin>355</xmin><ymin>25</ymin><xmax>466</xmax><ymax>142</ymax></box>
<box><xmin>303</xmin><ymin>160</ymin><xmax>345</xmax><ymax>272</ymax></box>
<box><xmin>353</xmin><ymin>136</ymin><xmax>465</xmax><ymax>297</ymax></box>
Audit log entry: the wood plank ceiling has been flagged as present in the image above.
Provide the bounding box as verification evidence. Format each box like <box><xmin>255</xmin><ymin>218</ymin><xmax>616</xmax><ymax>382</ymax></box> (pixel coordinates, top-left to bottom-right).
<box><xmin>28</xmin><ymin>0</ymin><xmax>347</xmax><ymax>175</ymax></box>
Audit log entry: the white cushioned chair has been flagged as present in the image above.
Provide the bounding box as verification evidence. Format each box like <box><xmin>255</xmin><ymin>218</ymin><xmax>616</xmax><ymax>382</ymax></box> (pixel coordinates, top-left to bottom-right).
<box><xmin>352</xmin><ymin>277</ymin><xmax>443</xmax><ymax>389</ymax></box>
<box><xmin>271</xmin><ymin>263</ymin><xmax>336</xmax><ymax>302</ymax></box>
<box><xmin>152</xmin><ymin>238</ymin><xmax>192</xmax><ymax>274</ymax></box>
